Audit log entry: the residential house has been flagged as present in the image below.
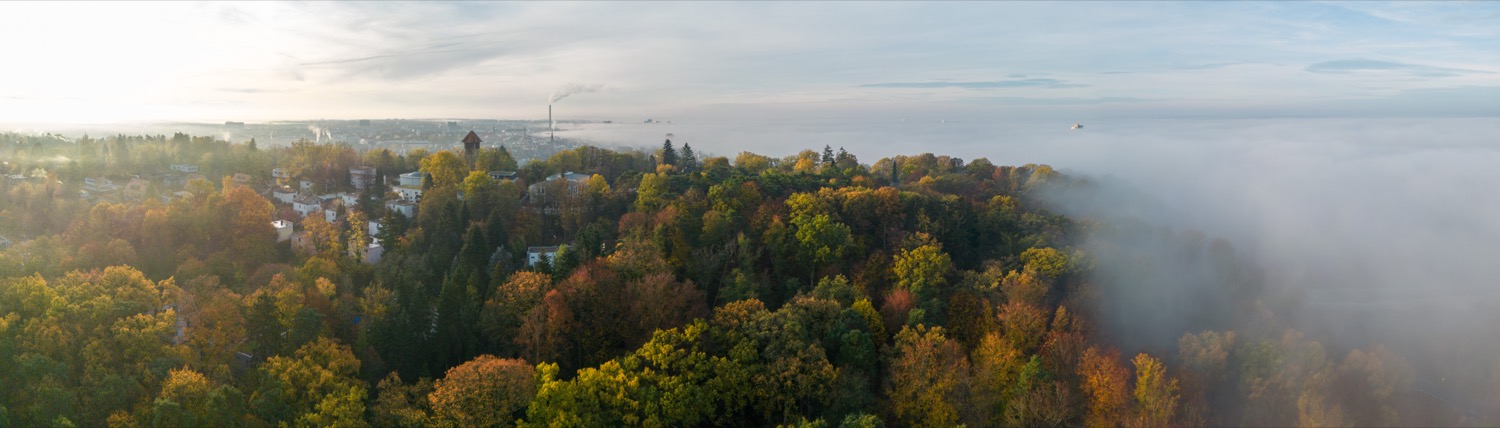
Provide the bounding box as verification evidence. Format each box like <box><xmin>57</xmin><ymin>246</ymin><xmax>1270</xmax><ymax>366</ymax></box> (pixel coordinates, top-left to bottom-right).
<box><xmin>232</xmin><ymin>173</ymin><xmax>253</xmax><ymax>187</ymax></box>
<box><xmin>323</xmin><ymin>200</ymin><xmax>344</xmax><ymax>223</ymax></box>
<box><xmin>385</xmin><ymin>200</ymin><xmax>417</xmax><ymax>218</ymax></box>
<box><xmin>170</xmin><ymin>164</ymin><xmax>199</xmax><ymax>173</ymax></box>
<box><xmin>123</xmin><ymin>178</ymin><xmax>149</xmax><ymax>200</ymax></box>
<box><xmin>526</xmin><ymin>172</ymin><xmax>591</xmax><ymax>203</ymax></box>
<box><xmin>271</xmin><ymin>220</ymin><xmax>294</xmax><ymax>242</ymax></box>
<box><xmin>349</xmin><ymin>166</ymin><xmax>376</xmax><ymax>191</ymax></box>
<box><xmin>527</xmin><ymin>246</ymin><xmax>561</xmax><ymax>267</ymax></box>
<box><xmin>356</xmin><ymin>242</ymin><xmax>383</xmax><ymax>264</ymax></box>
<box><xmin>488</xmin><ymin>171</ymin><xmax>518</xmax><ymax>182</ymax></box>
<box><xmin>394</xmin><ymin>185</ymin><xmax>423</xmax><ymax>202</ymax></box>
<box><xmin>83</xmin><ymin>177</ymin><xmax>116</xmax><ymax>192</ymax></box>
<box><xmin>293</xmin><ymin>196</ymin><xmax>322</xmax><ymax>218</ymax></box>
<box><xmin>368</xmin><ymin>220</ymin><xmax>382</xmax><ymax>243</ymax></box>
<box><xmin>272</xmin><ymin>186</ymin><xmax>297</xmax><ymax>204</ymax></box>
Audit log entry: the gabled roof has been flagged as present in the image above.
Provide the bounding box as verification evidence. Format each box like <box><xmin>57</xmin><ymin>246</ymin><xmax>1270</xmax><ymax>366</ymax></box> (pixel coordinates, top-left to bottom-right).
<box><xmin>462</xmin><ymin>131</ymin><xmax>483</xmax><ymax>145</ymax></box>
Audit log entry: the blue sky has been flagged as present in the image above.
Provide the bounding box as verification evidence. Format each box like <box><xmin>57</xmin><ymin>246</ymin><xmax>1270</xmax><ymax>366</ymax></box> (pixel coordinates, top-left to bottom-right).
<box><xmin>0</xmin><ymin>1</ymin><xmax>1496</xmax><ymax>123</ymax></box>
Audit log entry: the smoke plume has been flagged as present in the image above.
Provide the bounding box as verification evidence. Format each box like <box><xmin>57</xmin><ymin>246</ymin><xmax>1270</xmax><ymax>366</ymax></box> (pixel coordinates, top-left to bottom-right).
<box><xmin>549</xmin><ymin>83</ymin><xmax>604</xmax><ymax>103</ymax></box>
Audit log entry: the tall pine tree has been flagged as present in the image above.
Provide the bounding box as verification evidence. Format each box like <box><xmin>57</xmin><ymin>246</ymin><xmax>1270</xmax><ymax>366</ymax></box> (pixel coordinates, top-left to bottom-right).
<box><xmin>680</xmin><ymin>143</ymin><xmax>698</xmax><ymax>172</ymax></box>
<box><xmin>661</xmin><ymin>139</ymin><xmax>678</xmax><ymax>167</ymax></box>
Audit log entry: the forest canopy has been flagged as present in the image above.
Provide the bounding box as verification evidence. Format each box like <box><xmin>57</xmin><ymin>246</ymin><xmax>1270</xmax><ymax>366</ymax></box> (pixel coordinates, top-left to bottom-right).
<box><xmin>0</xmin><ymin>133</ymin><xmax>1459</xmax><ymax>426</ymax></box>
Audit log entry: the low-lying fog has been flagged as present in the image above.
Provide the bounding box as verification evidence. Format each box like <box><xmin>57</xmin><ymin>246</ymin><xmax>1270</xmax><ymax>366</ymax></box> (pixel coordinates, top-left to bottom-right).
<box><xmin>573</xmin><ymin>115</ymin><xmax>1500</xmax><ymax>399</ymax></box>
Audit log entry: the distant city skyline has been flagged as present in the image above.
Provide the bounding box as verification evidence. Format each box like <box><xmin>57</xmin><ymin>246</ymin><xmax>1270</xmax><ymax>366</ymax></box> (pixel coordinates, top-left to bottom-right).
<box><xmin>1</xmin><ymin>1</ymin><xmax>1497</xmax><ymax>124</ymax></box>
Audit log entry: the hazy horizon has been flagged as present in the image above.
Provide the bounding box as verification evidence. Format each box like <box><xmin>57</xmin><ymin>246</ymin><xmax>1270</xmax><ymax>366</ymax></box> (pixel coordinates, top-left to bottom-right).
<box><xmin>2</xmin><ymin>2</ymin><xmax>1497</xmax><ymax>123</ymax></box>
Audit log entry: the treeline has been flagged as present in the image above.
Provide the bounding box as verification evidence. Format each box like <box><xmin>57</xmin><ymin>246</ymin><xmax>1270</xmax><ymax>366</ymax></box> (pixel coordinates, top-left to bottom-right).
<box><xmin>0</xmin><ymin>134</ymin><xmax>1451</xmax><ymax>426</ymax></box>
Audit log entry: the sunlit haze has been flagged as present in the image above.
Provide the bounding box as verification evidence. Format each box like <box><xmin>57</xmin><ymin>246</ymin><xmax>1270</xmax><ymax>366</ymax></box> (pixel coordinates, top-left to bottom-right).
<box><xmin>2</xmin><ymin>1</ymin><xmax>1498</xmax><ymax>124</ymax></box>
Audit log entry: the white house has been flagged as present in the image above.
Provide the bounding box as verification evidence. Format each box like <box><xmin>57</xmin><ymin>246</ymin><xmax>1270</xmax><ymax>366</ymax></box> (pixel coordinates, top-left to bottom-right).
<box><xmin>272</xmin><ymin>168</ymin><xmax>290</xmax><ymax>179</ymax></box>
<box><xmin>170</xmin><ymin>164</ymin><xmax>199</xmax><ymax>173</ymax></box>
<box><xmin>385</xmin><ymin>200</ymin><xmax>417</xmax><ymax>218</ymax></box>
<box><xmin>526</xmin><ymin>172</ymin><xmax>591</xmax><ymax>203</ymax></box>
<box><xmin>527</xmin><ymin>245</ymin><xmax>561</xmax><ymax>267</ymax></box>
<box><xmin>271</xmin><ymin>220</ymin><xmax>294</xmax><ymax>242</ymax></box>
<box><xmin>84</xmin><ymin>177</ymin><xmax>116</xmax><ymax>192</ymax></box>
<box><xmin>299</xmin><ymin>178</ymin><xmax>315</xmax><ymax>192</ymax></box>
<box><xmin>350</xmin><ymin>166</ymin><xmax>376</xmax><ymax>190</ymax></box>
<box><xmin>339</xmin><ymin>192</ymin><xmax>360</xmax><ymax>207</ymax></box>
<box><xmin>272</xmin><ymin>186</ymin><xmax>297</xmax><ymax>204</ymax></box>
<box><xmin>368</xmin><ymin>220</ymin><xmax>382</xmax><ymax>242</ymax></box>
<box><xmin>361</xmin><ymin>243</ymin><xmax>383</xmax><ymax>264</ymax></box>
<box><xmin>293</xmin><ymin>196</ymin><xmax>322</xmax><ymax>218</ymax></box>
<box><xmin>324</xmin><ymin>206</ymin><xmax>340</xmax><ymax>223</ymax></box>
<box><xmin>394</xmin><ymin>185</ymin><xmax>423</xmax><ymax>202</ymax></box>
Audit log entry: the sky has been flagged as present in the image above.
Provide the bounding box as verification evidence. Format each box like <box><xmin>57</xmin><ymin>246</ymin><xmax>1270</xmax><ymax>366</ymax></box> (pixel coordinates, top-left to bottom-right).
<box><xmin>1</xmin><ymin>1</ymin><xmax>1498</xmax><ymax>124</ymax></box>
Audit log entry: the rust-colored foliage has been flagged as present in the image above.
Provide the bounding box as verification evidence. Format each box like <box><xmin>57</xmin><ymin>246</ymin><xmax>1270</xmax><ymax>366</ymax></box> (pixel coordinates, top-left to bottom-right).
<box><xmin>429</xmin><ymin>355</ymin><xmax>536</xmax><ymax>427</ymax></box>
<box><xmin>1079</xmin><ymin>346</ymin><xmax>1130</xmax><ymax>428</ymax></box>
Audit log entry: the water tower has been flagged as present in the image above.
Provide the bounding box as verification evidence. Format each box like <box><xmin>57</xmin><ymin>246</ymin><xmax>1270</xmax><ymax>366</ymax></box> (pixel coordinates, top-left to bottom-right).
<box><xmin>462</xmin><ymin>130</ymin><xmax>483</xmax><ymax>167</ymax></box>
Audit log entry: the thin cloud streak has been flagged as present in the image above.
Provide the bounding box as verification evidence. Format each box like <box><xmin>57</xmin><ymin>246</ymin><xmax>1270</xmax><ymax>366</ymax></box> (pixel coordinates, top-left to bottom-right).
<box><xmin>860</xmin><ymin>79</ymin><xmax>1086</xmax><ymax>89</ymax></box>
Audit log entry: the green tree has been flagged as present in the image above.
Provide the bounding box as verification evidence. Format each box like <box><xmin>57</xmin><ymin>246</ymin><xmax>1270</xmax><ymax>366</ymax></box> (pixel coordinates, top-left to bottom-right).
<box><xmin>891</xmin><ymin>244</ymin><xmax>952</xmax><ymax>299</ymax></box>
<box><xmin>1021</xmin><ymin>247</ymin><xmax>1069</xmax><ymax>278</ymax></box>
<box><xmin>661</xmin><ymin>139</ymin><xmax>678</xmax><ymax>167</ymax></box>
<box><xmin>793</xmin><ymin>214</ymin><xmax>851</xmax><ymax>282</ymax></box>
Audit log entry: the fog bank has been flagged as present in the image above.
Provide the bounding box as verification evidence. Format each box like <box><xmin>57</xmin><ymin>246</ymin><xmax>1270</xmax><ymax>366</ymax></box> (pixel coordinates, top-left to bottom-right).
<box><xmin>576</xmin><ymin>116</ymin><xmax>1500</xmax><ymax>398</ymax></box>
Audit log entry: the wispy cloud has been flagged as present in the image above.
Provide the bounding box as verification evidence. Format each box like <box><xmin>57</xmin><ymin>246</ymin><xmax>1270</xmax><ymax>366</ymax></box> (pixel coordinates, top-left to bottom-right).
<box><xmin>1</xmin><ymin>2</ymin><xmax>1498</xmax><ymax>122</ymax></box>
<box><xmin>1306</xmin><ymin>59</ymin><xmax>1488</xmax><ymax>77</ymax></box>
<box><xmin>860</xmin><ymin>79</ymin><xmax>1086</xmax><ymax>89</ymax></box>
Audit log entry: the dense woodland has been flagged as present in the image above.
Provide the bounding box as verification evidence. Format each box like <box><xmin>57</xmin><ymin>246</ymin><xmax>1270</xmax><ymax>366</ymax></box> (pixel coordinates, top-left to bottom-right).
<box><xmin>0</xmin><ymin>132</ymin><xmax>1455</xmax><ymax>427</ymax></box>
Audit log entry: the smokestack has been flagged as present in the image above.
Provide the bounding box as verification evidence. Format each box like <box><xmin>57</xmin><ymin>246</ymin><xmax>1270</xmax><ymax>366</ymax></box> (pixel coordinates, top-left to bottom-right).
<box><xmin>549</xmin><ymin>104</ymin><xmax>555</xmax><ymax>146</ymax></box>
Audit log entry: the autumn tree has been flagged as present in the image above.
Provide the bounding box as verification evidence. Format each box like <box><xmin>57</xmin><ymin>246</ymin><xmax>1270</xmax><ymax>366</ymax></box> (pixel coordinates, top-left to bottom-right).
<box><xmin>886</xmin><ymin>325</ymin><xmax>970</xmax><ymax>427</ymax></box>
<box><xmin>429</xmin><ymin>355</ymin><xmax>537</xmax><ymax>427</ymax></box>
<box><xmin>140</xmin><ymin>368</ymin><xmax>245</xmax><ymax>427</ymax></box>
<box><xmin>252</xmin><ymin>338</ymin><xmax>367</xmax><ymax>426</ymax></box>
<box><xmin>420</xmin><ymin>150</ymin><xmax>469</xmax><ymax>190</ymax></box>
<box><xmin>1079</xmin><ymin>346</ymin><xmax>1131</xmax><ymax>428</ymax></box>
<box><xmin>1131</xmin><ymin>353</ymin><xmax>1179</xmax><ymax>427</ymax></box>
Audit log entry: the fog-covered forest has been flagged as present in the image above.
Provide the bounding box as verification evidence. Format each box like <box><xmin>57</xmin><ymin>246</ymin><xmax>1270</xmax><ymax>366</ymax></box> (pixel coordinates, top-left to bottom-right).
<box><xmin>0</xmin><ymin>132</ymin><xmax>1479</xmax><ymax>427</ymax></box>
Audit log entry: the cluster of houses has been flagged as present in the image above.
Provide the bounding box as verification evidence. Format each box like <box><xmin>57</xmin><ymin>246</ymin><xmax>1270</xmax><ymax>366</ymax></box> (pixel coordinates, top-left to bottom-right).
<box><xmin>267</xmin><ymin>164</ymin><xmax>394</xmax><ymax>264</ymax></box>
<box><xmin>46</xmin><ymin>131</ymin><xmax>594</xmax><ymax>269</ymax></box>
<box><xmin>77</xmin><ymin>163</ymin><xmax>211</xmax><ymax>203</ymax></box>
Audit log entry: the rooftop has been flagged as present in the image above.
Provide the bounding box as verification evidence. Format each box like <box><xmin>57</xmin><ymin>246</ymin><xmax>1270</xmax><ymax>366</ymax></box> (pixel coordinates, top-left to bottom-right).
<box><xmin>462</xmin><ymin>130</ymin><xmax>483</xmax><ymax>145</ymax></box>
